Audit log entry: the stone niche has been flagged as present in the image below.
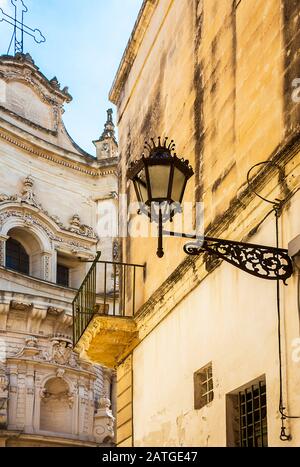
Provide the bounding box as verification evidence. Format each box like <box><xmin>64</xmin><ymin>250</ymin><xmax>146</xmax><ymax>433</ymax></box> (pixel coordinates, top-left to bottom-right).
<box><xmin>40</xmin><ymin>377</ymin><xmax>73</xmax><ymax>434</ymax></box>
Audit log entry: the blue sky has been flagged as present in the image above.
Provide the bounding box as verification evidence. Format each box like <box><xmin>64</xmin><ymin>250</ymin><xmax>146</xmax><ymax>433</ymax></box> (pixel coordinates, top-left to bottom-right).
<box><xmin>0</xmin><ymin>0</ymin><xmax>142</xmax><ymax>154</ymax></box>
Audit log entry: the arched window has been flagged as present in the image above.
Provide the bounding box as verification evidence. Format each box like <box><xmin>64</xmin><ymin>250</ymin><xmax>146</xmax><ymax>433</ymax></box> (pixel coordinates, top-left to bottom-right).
<box><xmin>6</xmin><ymin>238</ymin><xmax>29</xmax><ymax>275</ymax></box>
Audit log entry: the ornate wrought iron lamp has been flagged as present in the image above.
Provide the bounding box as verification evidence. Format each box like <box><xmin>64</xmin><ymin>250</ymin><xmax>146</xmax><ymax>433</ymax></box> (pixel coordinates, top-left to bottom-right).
<box><xmin>127</xmin><ymin>137</ymin><xmax>293</xmax><ymax>282</ymax></box>
<box><xmin>127</xmin><ymin>137</ymin><xmax>194</xmax><ymax>257</ymax></box>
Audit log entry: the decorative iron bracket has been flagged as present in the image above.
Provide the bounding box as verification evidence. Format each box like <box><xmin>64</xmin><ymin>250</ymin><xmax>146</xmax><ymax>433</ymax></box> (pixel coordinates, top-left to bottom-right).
<box><xmin>163</xmin><ymin>230</ymin><xmax>293</xmax><ymax>283</ymax></box>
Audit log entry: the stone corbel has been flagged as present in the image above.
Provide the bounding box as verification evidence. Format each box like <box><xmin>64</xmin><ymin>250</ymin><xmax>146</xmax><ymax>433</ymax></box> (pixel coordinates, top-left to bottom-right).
<box><xmin>10</xmin><ymin>300</ymin><xmax>33</xmax><ymax>312</ymax></box>
<box><xmin>54</xmin><ymin>311</ymin><xmax>72</xmax><ymax>333</ymax></box>
<box><xmin>26</xmin><ymin>307</ymin><xmax>47</xmax><ymax>334</ymax></box>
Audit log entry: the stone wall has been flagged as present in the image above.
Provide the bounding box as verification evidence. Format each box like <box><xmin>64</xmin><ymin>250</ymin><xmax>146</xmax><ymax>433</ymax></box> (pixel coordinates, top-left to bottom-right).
<box><xmin>110</xmin><ymin>0</ymin><xmax>300</xmax><ymax>446</ymax></box>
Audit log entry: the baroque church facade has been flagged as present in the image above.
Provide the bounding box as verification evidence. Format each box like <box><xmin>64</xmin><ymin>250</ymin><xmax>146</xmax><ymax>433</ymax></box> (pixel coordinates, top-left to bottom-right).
<box><xmin>0</xmin><ymin>53</ymin><xmax>117</xmax><ymax>447</ymax></box>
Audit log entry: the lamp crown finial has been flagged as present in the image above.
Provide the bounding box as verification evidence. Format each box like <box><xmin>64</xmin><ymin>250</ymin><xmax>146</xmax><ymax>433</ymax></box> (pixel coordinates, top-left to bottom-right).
<box><xmin>143</xmin><ymin>136</ymin><xmax>176</xmax><ymax>157</ymax></box>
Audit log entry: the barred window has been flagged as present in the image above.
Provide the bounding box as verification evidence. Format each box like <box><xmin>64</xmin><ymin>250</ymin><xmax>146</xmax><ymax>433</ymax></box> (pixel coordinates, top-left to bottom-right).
<box><xmin>238</xmin><ymin>381</ymin><xmax>267</xmax><ymax>447</ymax></box>
<box><xmin>194</xmin><ymin>363</ymin><xmax>214</xmax><ymax>410</ymax></box>
<box><xmin>226</xmin><ymin>378</ymin><xmax>268</xmax><ymax>447</ymax></box>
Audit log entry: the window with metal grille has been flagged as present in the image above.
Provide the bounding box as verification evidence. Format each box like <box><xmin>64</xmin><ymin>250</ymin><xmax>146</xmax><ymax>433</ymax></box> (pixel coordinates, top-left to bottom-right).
<box><xmin>194</xmin><ymin>363</ymin><xmax>213</xmax><ymax>410</ymax></box>
<box><xmin>238</xmin><ymin>381</ymin><xmax>267</xmax><ymax>447</ymax></box>
<box><xmin>226</xmin><ymin>378</ymin><xmax>267</xmax><ymax>447</ymax></box>
<box><xmin>57</xmin><ymin>264</ymin><xmax>69</xmax><ymax>287</ymax></box>
<box><xmin>6</xmin><ymin>238</ymin><xmax>29</xmax><ymax>275</ymax></box>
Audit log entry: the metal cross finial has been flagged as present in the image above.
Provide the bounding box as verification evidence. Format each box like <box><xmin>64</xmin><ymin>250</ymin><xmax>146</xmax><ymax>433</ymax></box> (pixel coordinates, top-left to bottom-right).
<box><xmin>0</xmin><ymin>0</ymin><xmax>46</xmax><ymax>55</ymax></box>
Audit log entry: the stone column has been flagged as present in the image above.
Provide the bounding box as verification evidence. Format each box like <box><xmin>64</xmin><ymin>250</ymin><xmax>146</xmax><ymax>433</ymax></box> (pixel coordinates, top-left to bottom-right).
<box><xmin>0</xmin><ymin>235</ymin><xmax>9</xmax><ymax>267</ymax></box>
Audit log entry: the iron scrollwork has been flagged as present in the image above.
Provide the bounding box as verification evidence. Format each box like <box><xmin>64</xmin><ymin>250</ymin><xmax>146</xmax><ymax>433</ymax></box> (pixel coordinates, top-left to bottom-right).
<box><xmin>183</xmin><ymin>236</ymin><xmax>293</xmax><ymax>283</ymax></box>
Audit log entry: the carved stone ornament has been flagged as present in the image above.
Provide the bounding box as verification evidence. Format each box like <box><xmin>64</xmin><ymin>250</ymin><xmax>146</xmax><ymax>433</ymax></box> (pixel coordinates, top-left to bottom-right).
<box><xmin>0</xmin><ymin>176</ymin><xmax>98</xmax><ymax>240</ymax></box>
<box><xmin>51</xmin><ymin>339</ymin><xmax>73</xmax><ymax>365</ymax></box>
<box><xmin>21</xmin><ymin>175</ymin><xmax>41</xmax><ymax>209</ymax></box>
<box><xmin>47</xmin><ymin>306</ymin><xmax>65</xmax><ymax>316</ymax></box>
<box><xmin>10</xmin><ymin>300</ymin><xmax>33</xmax><ymax>312</ymax></box>
<box><xmin>56</xmin><ymin>368</ymin><xmax>65</xmax><ymax>379</ymax></box>
<box><xmin>15</xmin><ymin>336</ymin><xmax>40</xmax><ymax>358</ymax></box>
<box><xmin>0</xmin><ymin>373</ymin><xmax>8</xmax><ymax>395</ymax></box>
<box><xmin>69</xmin><ymin>214</ymin><xmax>96</xmax><ymax>238</ymax></box>
<box><xmin>40</xmin><ymin>387</ymin><xmax>74</xmax><ymax>408</ymax></box>
<box><xmin>25</xmin><ymin>336</ymin><xmax>38</xmax><ymax>348</ymax></box>
<box><xmin>94</xmin><ymin>395</ymin><xmax>115</xmax><ymax>444</ymax></box>
<box><xmin>113</xmin><ymin>239</ymin><xmax>119</xmax><ymax>261</ymax></box>
<box><xmin>0</xmin><ymin>371</ymin><xmax>8</xmax><ymax>427</ymax></box>
<box><xmin>99</xmin><ymin>396</ymin><xmax>111</xmax><ymax>410</ymax></box>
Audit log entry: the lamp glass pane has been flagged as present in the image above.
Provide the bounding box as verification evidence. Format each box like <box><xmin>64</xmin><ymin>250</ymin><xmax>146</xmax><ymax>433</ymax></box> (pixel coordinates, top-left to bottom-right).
<box><xmin>148</xmin><ymin>164</ymin><xmax>171</xmax><ymax>199</ymax></box>
<box><xmin>135</xmin><ymin>168</ymin><xmax>148</xmax><ymax>203</ymax></box>
<box><xmin>171</xmin><ymin>167</ymin><xmax>186</xmax><ymax>202</ymax></box>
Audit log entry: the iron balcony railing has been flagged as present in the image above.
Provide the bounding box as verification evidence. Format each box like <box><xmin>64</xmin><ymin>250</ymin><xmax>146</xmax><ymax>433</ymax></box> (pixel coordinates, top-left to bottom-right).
<box><xmin>72</xmin><ymin>252</ymin><xmax>145</xmax><ymax>346</ymax></box>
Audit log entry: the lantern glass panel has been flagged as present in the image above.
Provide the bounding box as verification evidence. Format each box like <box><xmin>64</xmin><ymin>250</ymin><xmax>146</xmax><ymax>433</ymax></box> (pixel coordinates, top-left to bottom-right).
<box><xmin>148</xmin><ymin>164</ymin><xmax>171</xmax><ymax>200</ymax></box>
<box><xmin>135</xmin><ymin>168</ymin><xmax>148</xmax><ymax>203</ymax></box>
<box><xmin>171</xmin><ymin>167</ymin><xmax>186</xmax><ymax>202</ymax></box>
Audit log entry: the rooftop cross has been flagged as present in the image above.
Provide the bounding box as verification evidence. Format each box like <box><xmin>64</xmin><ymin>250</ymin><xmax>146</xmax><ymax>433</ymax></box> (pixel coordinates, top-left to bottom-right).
<box><xmin>0</xmin><ymin>0</ymin><xmax>46</xmax><ymax>55</ymax></box>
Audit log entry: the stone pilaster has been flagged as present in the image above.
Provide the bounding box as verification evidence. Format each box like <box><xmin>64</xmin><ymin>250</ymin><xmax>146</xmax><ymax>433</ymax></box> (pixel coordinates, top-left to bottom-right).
<box><xmin>0</xmin><ymin>370</ymin><xmax>8</xmax><ymax>428</ymax></box>
<box><xmin>0</xmin><ymin>303</ymin><xmax>10</xmax><ymax>331</ymax></box>
<box><xmin>24</xmin><ymin>365</ymin><xmax>35</xmax><ymax>432</ymax></box>
<box><xmin>7</xmin><ymin>366</ymin><xmax>18</xmax><ymax>429</ymax></box>
<box><xmin>41</xmin><ymin>252</ymin><xmax>52</xmax><ymax>281</ymax></box>
<box><xmin>32</xmin><ymin>375</ymin><xmax>42</xmax><ymax>432</ymax></box>
<box><xmin>0</xmin><ymin>235</ymin><xmax>9</xmax><ymax>267</ymax></box>
<box><xmin>102</xmin><ymin>367</ymin><xmax>112</xmax><ymax>398</ymax></box>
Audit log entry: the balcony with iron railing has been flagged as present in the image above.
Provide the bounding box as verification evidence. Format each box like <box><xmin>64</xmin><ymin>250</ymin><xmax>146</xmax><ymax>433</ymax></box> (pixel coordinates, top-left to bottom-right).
<box><xmin>72</xmin><ymin>252</ymin><xmax>145</xmax><ymax>368</ymax></box>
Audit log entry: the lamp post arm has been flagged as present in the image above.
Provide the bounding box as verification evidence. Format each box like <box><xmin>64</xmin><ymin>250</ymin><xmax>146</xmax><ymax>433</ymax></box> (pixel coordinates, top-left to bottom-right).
<box><xmin>162</xmin><ymin>230</ymin><xmax>293</xmax><ymax>283</ymax></box>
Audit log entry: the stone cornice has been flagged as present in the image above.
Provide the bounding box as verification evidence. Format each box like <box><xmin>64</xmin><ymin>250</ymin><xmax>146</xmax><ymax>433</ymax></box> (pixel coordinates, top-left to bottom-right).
<box><xmin>109</xmin><ymin>0</ymin><xmax>158</xmax><ymax>105</ymax></box>
<box><xmin>0</xmin><ymin>268</ymin><xmax>76</xmax><ymax>299</ymax></box>
<box><xmin>0</xmin><ymin>127</ymin><xmax>117</xmax><ymax>177</ymax></box>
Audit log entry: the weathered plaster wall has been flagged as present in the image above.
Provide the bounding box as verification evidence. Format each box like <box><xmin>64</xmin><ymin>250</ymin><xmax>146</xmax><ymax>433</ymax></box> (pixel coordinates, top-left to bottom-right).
<box><xmin>115</xmin><ymin>0</ymin><xmax>297</xmax><ymax>307</ymax></box>
<box><xmin>132</xmin><ymin>188</ymin><xmax>300</xmax><ymax>446</ymax></box>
